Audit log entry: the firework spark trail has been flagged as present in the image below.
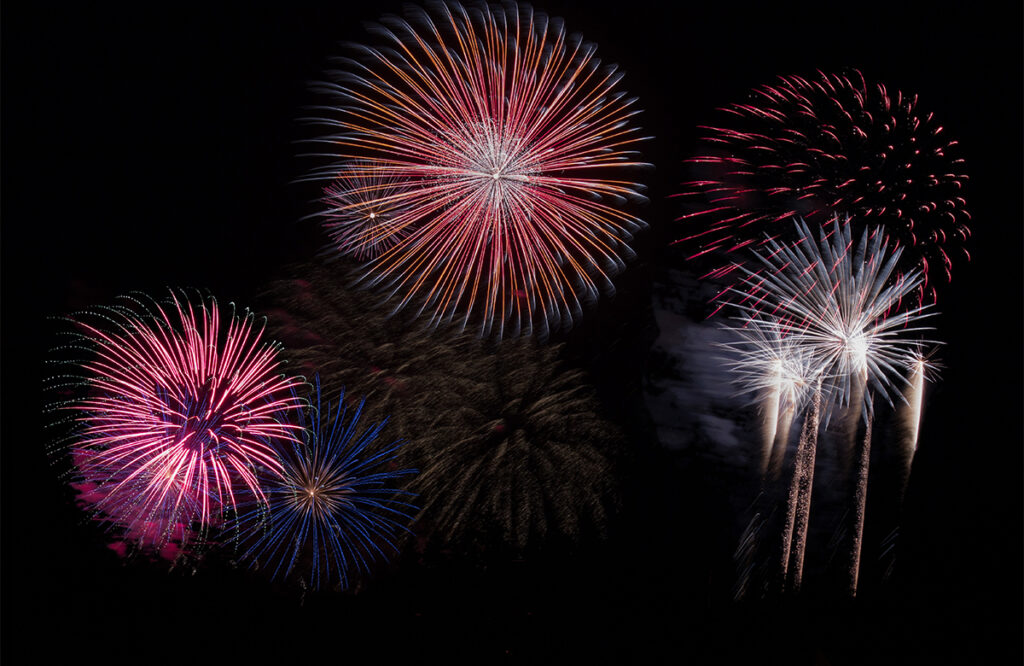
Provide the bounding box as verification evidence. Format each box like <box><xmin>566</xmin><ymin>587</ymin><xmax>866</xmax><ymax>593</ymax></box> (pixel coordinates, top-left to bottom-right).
<box><xmin>768</xmin><ymin>400</ymin><xmax>796</xmax><ymax>482</ymax></box>
<box><xmin>761</xmin><ymin>386</ymin><xmax>781</xmax><ymax>478</ymax></box>
<box><xmin>849</xmin><ymin>391</ymin><xmax>874</xmax><ymax>597</ymax></box>
<box><xmin>779</xmin><ymin>439</ymin><xmax>801</xmax><ymax>586</ymax></box>
<box><xmin>896</xmin><ymin>356</ymin><xmax>927</xmax><ymax>498</ymax></box>
<box><xmin>787</xmin><ymin>381</ymin><xmax>821</xmax><ymax>593</ymax></box>
<box><xmin>837</xmin><ymin>368</ymin><xmax>867</xmax><ymax>480</ymax></box>
<box><xmin>306</xmin><ymin>1</ymin><xmax>649</xmax><ymax>338</ymax></box>
<box><xmin>679</xmin><ymin>69</ymin><xmax>970</xmax><ymax>304</ymax></box>
<box><xmin>49</xmin><ymin>292</ymin><xmax>305</xmax><ymax>550</ymax></box>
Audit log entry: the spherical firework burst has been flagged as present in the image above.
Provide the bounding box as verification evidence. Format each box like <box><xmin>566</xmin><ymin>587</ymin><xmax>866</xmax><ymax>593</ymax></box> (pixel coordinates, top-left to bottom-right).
<box><xmin>231</xmin><ymin>377</ymin><xmax>417</xmax><ymax>591</ymax></box>
<box><xmin>321</xmin><ymin>160</ymin><xmax>412</xmax><ymax>260</ymax></box>
<box><xmin>680</xmin><ymin>69</ymin><xmax>969</xmax><ymax>301</ymax></box>
<box><xmin>399</xmin><ymin>340</ymin><xmax>621</xmax><ymax>550</ymax></box>
<box><xmin>48</xmin><ymin>291</ymin><xmax>305</xmax><ymax>552</ymax></box>
<box><xmin>306</xmin><ymin>1</ymin><xmax>649</xmax><ymax>338</ymax></box>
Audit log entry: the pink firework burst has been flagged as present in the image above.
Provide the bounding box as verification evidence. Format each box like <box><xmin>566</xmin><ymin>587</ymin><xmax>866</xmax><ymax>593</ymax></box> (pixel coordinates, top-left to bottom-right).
<box><xmin>56</xmin><ymin>291</ymin><xmax>305</xmax><ymax>552</ymax></box>
<box><xmin>679</xmin><ymin>69</ymin><xmax>969</xmax><ymax>303</ymax></box>
<box><xmin>306</xmin><ymin>1</ymin><xmax>650</xmax><ymax>338</ymax></box>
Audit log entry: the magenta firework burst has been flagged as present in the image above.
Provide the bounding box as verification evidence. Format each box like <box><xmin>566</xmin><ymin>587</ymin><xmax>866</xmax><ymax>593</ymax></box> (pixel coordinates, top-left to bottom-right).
<box><xmin>680</xmin><ymin>69</ymin><xmax>969</xmax><ymax>301</ymax></box>
<box><xmin>307</xmin><ymin>1</ymin><xmax>649</xmax><ymax>337</ymax></box>
<box><xmin>53</xmin><ymin>292</ymin><xmax>305</xmax><ymax>551</ymax></box>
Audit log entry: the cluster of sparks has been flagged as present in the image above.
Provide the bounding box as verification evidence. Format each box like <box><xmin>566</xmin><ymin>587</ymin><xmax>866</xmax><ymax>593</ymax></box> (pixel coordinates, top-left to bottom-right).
<box><xmin>307</xmin><ymin>1</ymin><xmax>649</xmax><ymax>337</ymax></box>
<box><xmin>232</xmin><ymin>379</ymin><xmax>417</xmax><ymax>591</ymax></box>
<box><xmin>719</xmin><ymin>217</ymin><xmax>938</xmax><ymax>593</ymax></box>
<box><xmin>49</xmin><ymin>292</ymin><xmax>417</xmax><ymax>592</ymax></box>
<box><xmin>680</xmin><ymin>69</ymin><xmax>969</xmax><ymax>303</ymax></box>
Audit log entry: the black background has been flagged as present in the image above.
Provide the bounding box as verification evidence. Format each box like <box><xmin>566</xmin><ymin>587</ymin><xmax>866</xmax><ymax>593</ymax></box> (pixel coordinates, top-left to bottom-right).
<box><xmin>3</xmin><ymin>2</ymin><xmax>1021</xmax><ymax>664</ymax></box>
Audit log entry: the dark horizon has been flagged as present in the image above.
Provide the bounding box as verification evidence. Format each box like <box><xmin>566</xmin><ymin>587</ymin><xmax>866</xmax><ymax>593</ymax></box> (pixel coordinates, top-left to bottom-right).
<box><xmin>4</xmin><ymin>2</ymin><xmax>1021</xmax><ymax>664</ymax></box>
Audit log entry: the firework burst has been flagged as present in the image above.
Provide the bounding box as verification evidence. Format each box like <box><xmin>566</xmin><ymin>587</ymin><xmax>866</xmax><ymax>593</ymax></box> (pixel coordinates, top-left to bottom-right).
<box><xmin>232</xmin><ymin>378</ymin><xmax>417</xmax><ymax>591</ymax></box>
<box><xmin>731</xmin><ymin>216</ymin><xmax>937</xmax><ymax>417</ymax></box>
<box><xmin>306</xmin><ymin>1</ymin><xmax>649</xmax><ymax>338</ymax></box>
<box><xmin>723</xmin><ymin>216</ymin><xmax>939</xmax><ymax>594</ymax></box>
<box><xmin>261</xmin><ymin>259</ymin><xmax>471</xmax><ymax>407</ymax></box>
<box><xmin>48</xmin><ymin>291</ymin><xmax>305</xmax><ymax>552</ymax></box>
<box><xmin>400</xmin><ymin>340</ymin><xmax>621</xmax><ymax>550</ymax></box>
<box><xmin>321</xmin><ymin>160</ymin><xmax>412</xmax><ymax>260</ymax></box>
<box><xmin>680</xmin><ymin>69</ymin><xmax>969</xmax><ymax>302</ymax></box>
<box><xmin>718</xmin><ymin>316</ymin><xmax>819</xmax><ymax>478</ymax></box>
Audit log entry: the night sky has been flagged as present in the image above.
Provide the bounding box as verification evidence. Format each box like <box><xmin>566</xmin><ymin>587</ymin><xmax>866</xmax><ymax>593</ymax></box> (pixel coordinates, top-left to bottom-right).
<box><xmin>4</xmin><ymin>2</ymin><xmax>1021</xmax><ymax>664</ymax></box>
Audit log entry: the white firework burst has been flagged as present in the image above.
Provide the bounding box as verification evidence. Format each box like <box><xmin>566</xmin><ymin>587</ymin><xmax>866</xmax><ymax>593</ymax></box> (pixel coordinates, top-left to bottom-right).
<box><xmin>730</xmin><ymin>216</ymin><xmax>938</xmax><ymax>417</ymax></box>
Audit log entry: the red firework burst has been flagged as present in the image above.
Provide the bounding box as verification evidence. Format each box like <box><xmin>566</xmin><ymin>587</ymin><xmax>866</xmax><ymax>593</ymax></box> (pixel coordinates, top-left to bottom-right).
<box><xmin>307</xmin><ymin>1</ymin><xmax>649</xmax><ymax>338</ymax></box>
<box><xmin>678</xmin><ymin>69</ymin><xmax>969</xmax><ymax>302</ymax></box>
<box><xmin>57</xmin><ymin>292</ymin><xmax>305</xmax><ymax>551</ymax></box>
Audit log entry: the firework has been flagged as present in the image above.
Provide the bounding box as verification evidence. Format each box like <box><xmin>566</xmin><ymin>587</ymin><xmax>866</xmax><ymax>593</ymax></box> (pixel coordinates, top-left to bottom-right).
<box><xmin>680</xmin><ymin>69</ymin><xmax>969</xmax><ymax>302</ymax></box>
<box><xmin>718</xmin><ymin>317</ymin><xmax>819</xmax><ymax>479</ymax></box>
<box><xmin>232</xmin><ymin>378</ymin><xmax>417</xmax><ymax>591</ymax></box>
<box><xmin>48</xmin><ymin>291</ymin><xmax>305</xmax><ymax>552</ymax></box>
<box><xmin>321</xmin><ymin>160</ymin><xmax>412</xmax><ymax>260</ymax></box>
<box><xmin>306</xmin><ymin>1</ymin><xmax>649</xmax><ymax>338</ymax></box>
<box><xmin>718</xmin><ymin>322</ymin><xmax>824</xmax><ymax>593</ymax></box>
<box><xmin>400</xmin><ymin>340</ymin><xmax>620</xmax><ymax>550</ymax></box>
<box><xmin>724</xmin><ymin>216</ymin><xmax>938</xmax><ymax>594</ymax></box>
<box><xmin>731</xmin><ymin>216</ymin><xmax>937</xmax><ymax>416</ymax></box>
<box><xmin>261</xmin><ymin>259</ymin><xmax>471</xmax><ymax>407</ymax></box>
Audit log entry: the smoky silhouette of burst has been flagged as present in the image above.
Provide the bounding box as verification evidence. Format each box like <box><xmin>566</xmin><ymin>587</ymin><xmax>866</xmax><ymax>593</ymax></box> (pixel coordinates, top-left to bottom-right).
<box><xmin>261</xmin><ymin>267</ymin><xmax>618</xmax><ymax>550</ymax></box>
<box><xmin>261</xmin><ymin>259</ymin><xmax>471</xmax><ymax>407</ymax></box>
<box><xmin>680</xmin><ymin>69</ymin><xmax>969</xmax><ymax>302</ymax></box>
<box><xmin>305</xmin><ymin>1</ymin><xmax>649</xmax><ymax>338</ymax></box>
<box><xmin>231</xmin><ymin>377</ymin><xmax>417</xmax><ymax>592</ymax></box>
<box><xmin>400</xmin><ymin>340</ymin><xmax>621</xmax><ymax>550</ymax></box>
<box><xmin>46</xmin><ymin>291</ymin><xmax>305</xmax><ymax>554</ymax></box>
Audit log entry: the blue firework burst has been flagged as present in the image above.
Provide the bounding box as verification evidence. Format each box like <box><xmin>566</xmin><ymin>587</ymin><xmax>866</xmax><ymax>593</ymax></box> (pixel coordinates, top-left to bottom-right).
<box><xmin>233</xmin><ymin>377</ymin><xmax>417</xmax><ymax>591</ymax></box>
